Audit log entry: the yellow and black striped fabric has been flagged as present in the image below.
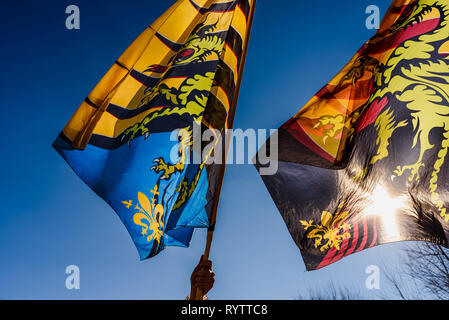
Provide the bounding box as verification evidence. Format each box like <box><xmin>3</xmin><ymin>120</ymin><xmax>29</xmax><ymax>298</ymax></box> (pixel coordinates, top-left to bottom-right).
<box><xmin>58</xmin><ymin>0</ymin><xmax>254</xmax><ymax>150</ymax></box>
<box><xmin>53</xmin><ymin>0</ymin><xmax>256</xmax><ymax>259</ymax></box>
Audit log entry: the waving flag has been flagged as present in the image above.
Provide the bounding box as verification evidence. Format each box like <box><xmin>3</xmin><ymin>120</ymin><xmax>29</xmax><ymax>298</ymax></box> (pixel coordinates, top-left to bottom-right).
<box><xmin>54</xmin><ymin>0</ymin><xmax>255</xmax><ymax>260</ymax></box>
<box><xmin>255</xmin><ymin>0</ymin><xmax>449</xmax><ymax>270</ymax></box>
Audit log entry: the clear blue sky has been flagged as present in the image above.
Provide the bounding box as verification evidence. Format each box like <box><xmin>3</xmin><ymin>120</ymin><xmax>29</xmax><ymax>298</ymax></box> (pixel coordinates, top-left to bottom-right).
<box><xmin>1</xmin><ymin>0</ymin><xmax>423</xmax><ymax>299</ymax></box>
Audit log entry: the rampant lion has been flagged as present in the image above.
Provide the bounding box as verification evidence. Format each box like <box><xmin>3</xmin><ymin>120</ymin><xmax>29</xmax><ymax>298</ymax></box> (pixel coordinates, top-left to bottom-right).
<box><xmin>120</xmin><ymin>15</ymin><xmax>228</xmax><ymax>212</ymax></box>
<box><xmin>362</xmin><ymin>0</ymin><xmax>449</xmax><ymax>221</ymax></box>
<box><xmin>123</xmin><ymin>19</ymin><xmax>225</xmax><ymax>141</ymax></box>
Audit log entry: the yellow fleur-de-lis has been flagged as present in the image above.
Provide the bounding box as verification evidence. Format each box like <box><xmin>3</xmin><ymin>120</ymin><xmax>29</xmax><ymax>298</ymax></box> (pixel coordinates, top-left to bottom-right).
<box><xmin>123</xmin><ymin>187</ymin><xmax>165</xmax><ymax>244</ymax></box>
<box><xmin>300</xmin><ymin>207</ymin><xmax>351</xmax><ymax>252</ymax></box>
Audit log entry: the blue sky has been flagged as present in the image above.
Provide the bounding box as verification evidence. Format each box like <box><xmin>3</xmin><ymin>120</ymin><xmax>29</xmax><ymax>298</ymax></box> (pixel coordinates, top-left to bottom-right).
<box><xmin>0</xmin><ymin>0</ymin><xmax>424</xmax><ymax>299</ymax></box>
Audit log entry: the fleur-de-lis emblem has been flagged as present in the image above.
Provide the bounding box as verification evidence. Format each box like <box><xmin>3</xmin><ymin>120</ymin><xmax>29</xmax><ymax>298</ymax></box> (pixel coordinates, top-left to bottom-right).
<box><xmin>300</xmin><ymin>203</ymin><xmax>351</xmax><ymax>252</ymax></box>
<box><xmin>122</xmin><ymin>186</ymin><xmax>164</xmax><ymax>244</ymax></box>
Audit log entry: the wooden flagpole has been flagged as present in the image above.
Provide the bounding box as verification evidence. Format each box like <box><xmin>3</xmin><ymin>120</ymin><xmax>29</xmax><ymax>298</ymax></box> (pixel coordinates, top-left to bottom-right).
<box><xmin>194</xmin><ymin>0</ymin><xmax>257</xmax><ymax>300</ymax></box>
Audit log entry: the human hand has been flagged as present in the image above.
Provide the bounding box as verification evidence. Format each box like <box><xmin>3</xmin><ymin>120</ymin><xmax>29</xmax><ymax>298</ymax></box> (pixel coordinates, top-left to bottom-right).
<box><xmin>189</xmin><ymin>255</ymin><xmax>215</xmax><ymax>299</ymax></box>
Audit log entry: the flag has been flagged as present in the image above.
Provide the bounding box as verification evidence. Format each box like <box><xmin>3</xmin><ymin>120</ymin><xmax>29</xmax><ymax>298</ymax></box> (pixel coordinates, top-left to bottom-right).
<box><xmin>255</xmin><ymin>0</ymin><xmax>449</xmax><ymax>270</ymax></box>
<box><xmin>53</xmin><ymin>0</ymin><xmax>255</xmax><ymax>260</ymax></box>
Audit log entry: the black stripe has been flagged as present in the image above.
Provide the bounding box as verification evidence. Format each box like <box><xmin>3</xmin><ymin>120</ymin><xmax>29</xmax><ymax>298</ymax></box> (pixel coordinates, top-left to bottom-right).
<box><xmin>237</xmin><ymin>0</ymin><xmax>250</xmax><ymax>20</ymax></box>
<box><xmin>367</xmin><ymin>216</ymin><xmax>378</xmax><ymax>248</ymax></box>
<box><xmin>340</xmin><ymin>229</ymin><xmax>354</xmax><ymax>259</ymax></box>
<box><xmin>214</xmin><ymin>60</ymin><xmax>236</xmax><ymax>120</ymax></box>
<box><xmin>276</xmin><ymin>128</ymin><xmax>345</xmax><ymax>169</ymax></box>
<box><xmin>89</xmin><ymin>134</ymin><xmax>125</xmax><ymax>150</ymax></box>
<box><xmin>130</xmin><ymin>69</ymin><xmax>160</xmax><ymax>88</ymax></box>
<box><xmin>189</xmin><ymin>0</ymin><xmax>237</xmax><ymax>14</ymax></box>
<box><xmin>225</xmin><ymin>26</ymin><xmax>243</xmax><ymax>68</ymax></box>
<box><xmin>130</xmin><ymin>60</ymin><xmax>219</xmax><ymax>89</ymax></box>
<box><xmin>217</xmin><ymin>60</ymin><xmax>236</xmax><ymax>95</ymax></box>
<box><xmin>106</xmin><ymin>103</ymin><xmax>172</xmax><ymax>120</ymax></box>
<box><xmin>84</xmin><ymin>97</ymin><xmax>99</xmax><ymax>109</ymax></box>
<box><xmin>58</xmin><ymin>131</ymin><xmax>73</xmax><ymax>145</ymax></box>
<box><xmin>362</xmin><ymin>216</ymin><xmax>377</xmax><ymax>250</ymax></box>
<box><xmin>355</xmin><ymin>218</ymin><xmax>368</xmax><ymax>252</ymax></box>
<box><xmin>203</xmin><ymin>93</ymin><xmax>228</xmax><ymax>131</ymax></box>
<box><xmin>340</xmin><ymin>217</ymin><xmax>361</xmax><ymax>258</ymax></box>
<box><xmin>146</xmin><ymin>238</ymin><xmax>163</xmax><ymax>260</ymax></box>
<box><xmin>115</xmin><ymin>60</ymin><xmax>130</xmax><ymax>71</ymax></box>
<box><xmin>106</xmin><ymin>103</ymin><xmax>145</xmax><ymax>120</ymax></box>
<box><xmin>88</xmin><ymin>114</ymin><xmax>197</xmax><ymax>149</ymax></box>
<box><xmin>156</xmin><ymin>32</ymin><xmax>183</xmax><ymax>52</ymax></box>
